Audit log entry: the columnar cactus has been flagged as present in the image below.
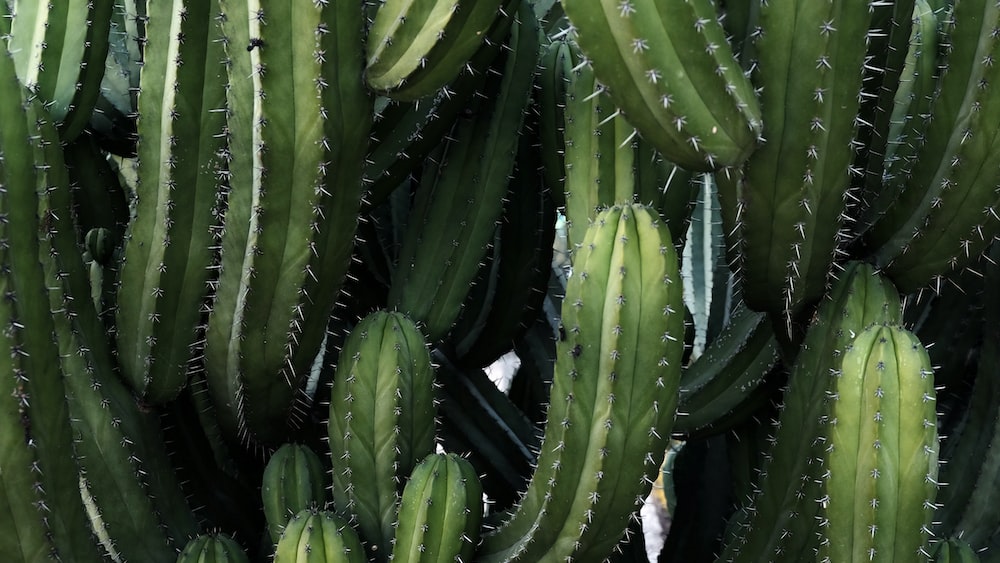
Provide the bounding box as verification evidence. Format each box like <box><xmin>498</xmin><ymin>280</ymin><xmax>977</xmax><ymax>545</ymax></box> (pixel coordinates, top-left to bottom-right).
<box><xmin>2</xmin><ymin>1</ymin><xmax>1000</xmax><ymax>562</ymax></box>
<box><xmin>479</xmin><ymin>202</ymin><xmax>685</xmax><ymax>562</ymax></box>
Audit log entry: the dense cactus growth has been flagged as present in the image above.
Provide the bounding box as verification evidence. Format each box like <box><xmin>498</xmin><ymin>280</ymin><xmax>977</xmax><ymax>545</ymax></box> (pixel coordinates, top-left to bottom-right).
<box><xmin>4</xmin><ymin>1</ymin><xmax>1000</xmax><ymax>562</ymax></box>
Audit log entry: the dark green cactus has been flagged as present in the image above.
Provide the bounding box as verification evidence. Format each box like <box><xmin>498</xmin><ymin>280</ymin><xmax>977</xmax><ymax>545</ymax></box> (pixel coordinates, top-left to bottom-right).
<box><xmin>387</xmin><ymin>1</ymin><xmax>538</xmax><ymax>341</ymax></box>
<box><xmin>263</xmin><ymin>443</ymin><xmax>328</xmax><ymax>545</ymax></box>
<box><xmin>178</xmin><ymin>533</ymin><xmax>251</xmax><ymax>563</ymax></box>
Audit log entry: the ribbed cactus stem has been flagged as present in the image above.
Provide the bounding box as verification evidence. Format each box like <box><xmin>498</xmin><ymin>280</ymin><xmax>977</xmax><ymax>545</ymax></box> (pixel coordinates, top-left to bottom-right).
<box><xmin>479</xmin><ymin>203</ymin><xmax>685</xmax><ymax>562</ymax></box>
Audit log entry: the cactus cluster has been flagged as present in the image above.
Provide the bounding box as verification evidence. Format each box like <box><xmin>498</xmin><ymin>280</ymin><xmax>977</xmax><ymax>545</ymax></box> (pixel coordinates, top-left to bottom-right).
<box><xmin>2</xmin><ymin>0</ymin><xmax>1000</xmax><ymax>562</ymax></box>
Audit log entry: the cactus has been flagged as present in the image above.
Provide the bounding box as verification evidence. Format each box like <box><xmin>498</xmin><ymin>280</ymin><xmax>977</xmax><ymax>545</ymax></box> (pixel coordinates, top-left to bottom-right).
<box><xmin>274</xmin><ymin>509</ymin><xmax>368</xmax><ymax>563</ymax></box>
<box><xmin>817</xmin><ymin>323</ymin><xmax>939</xmax><ymax>562</ymax></box>
<box><xmin>327</xmin><ymin>310</ymin><xmax>437</xmax><ymax>559</ymax></box>
<box><xmin>115</xmin><ymin>0</ymin><xmax>228</xmax><ymax>404</ymax></box>
<box><xmin>262</xmin><ymin>443</ymin><xmax>327</xmax><ymax>545</ymax></box>
<box><xmin>5</xmin><ymin>0</ymin><xmax>114</xmax><ymax>139</ymax></box>
<box><xmin>3</xmin><ymin>1</ymin><xmax>1000</xmax><ymax>561</ymax></box>
<box><xmin>364</xmin><ymin>0</ymin><xmax>510</xmax><ymax>100</ymax></box>
<box><xmin>719</xmin><ymin>262</ymin><xmax>903</xmax><ymax>562</ymax></box>
<box><xmin>205</xmin><ymin>0</ymin><xmax>372</xmax><ymax>445</ymax></box>
<box><xmin>860</xmin><ymin>0</ymin><xmax>1000</xmax><ymax>293</ymax></box>
<box><xmin>177</xmin><ymin>533</ymin><xmax>251</xmax><ymax>563</ymax></box>
<box><xmin>561</xmin><ymin>0</ymin><xmax>762</xmax><ymax>171</ymax></box>
<box><xmin>389</xmin><ymin>453</ymin><xmax>483</xmax><ymax>563</ymax></box>
<box><xmin>387</xmin><ymin>1</ymin><xmax>538</xmax><ymax>341</ymax></box>
<box><xmin>716</xmin><ymin>0</ymin><xmax>874</xmax><ymax>334</ymax></box>
<box><xmin>479</xmin><ymin>202</ymin><xmax>685</xmax><ymax>562</ymax></box>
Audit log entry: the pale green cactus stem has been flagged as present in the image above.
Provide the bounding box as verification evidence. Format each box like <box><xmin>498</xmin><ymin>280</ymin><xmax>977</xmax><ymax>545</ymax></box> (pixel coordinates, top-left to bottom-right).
<box><xmin>479</xmin><ymin>203</ymin><xmax>685</xmax><ymax>562</ymax></box>
<box><xmin>818</xmin><ymin>323</ymin><xmax>939</xmax><ymax>562</ymax></box>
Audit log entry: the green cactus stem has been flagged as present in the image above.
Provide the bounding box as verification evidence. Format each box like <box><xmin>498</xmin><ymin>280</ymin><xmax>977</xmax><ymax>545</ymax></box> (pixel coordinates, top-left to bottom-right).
<box><xmin>327</xmin><ymin>310</ymin><xmax>437</xmax><ymax>559</ymax></box>
<box><xmin>274</xmin><ymin>509</ymin><xmax>368</xmax><ymax>563</ymax></box>
<box><xmin>206</xmin><ymin>0</ymin><xmax>372</xmax><ymax>445</ymax></box>
<box><xmin>115</xmin><ymin>0</ymin><xmax>228</xmax><ymax>404</ymax></box>
<box><xmin>561</xmin><ymin>0</ymin><xmax>762</xmax><ymax>171</ymax></box>
<box><xmin>262</xmin><ymin>443</ymin><xmax>327</xmax><ymax>545</ymax></box>
<box><xmin>479</xmin><ymin>203</ymin><xmax>685</xmax><ymax>562</ymax></box>
<box><xmin>390</xmin><ymin>453</ymin><xmax>483</xmax><ymax>563</ymax></box>
<box><xmin>817</xmin><ymin>324</ymin><xmax>939</xmax><ymax>562</ymax></box>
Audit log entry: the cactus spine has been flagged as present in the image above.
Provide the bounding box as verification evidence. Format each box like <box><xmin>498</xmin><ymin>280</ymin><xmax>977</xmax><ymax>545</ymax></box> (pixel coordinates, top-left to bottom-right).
<box><xmin>263</xmin><ymin>443</ymin><xmax>328</xmax><ymax>545</ymax></box>
<box><xmin>206</xmin><ymin>0</ymin><xmax>372</xmax><ymax>444</ymax></box>
<box><xmin>561</xmin><ymin>0</ymin><xmax>762</xmax><ymax>171</ymax></box>
<box><xmin>390</xmin><ymin>453</ymin><xmax>483</xmax><ymax>563</ymax></box>
<box><xmin>818</xmin><ymin>324</ymin><xmax>939</xmax><ymax>562</ymax></box>
<box><xmin>328</xmin><ymin>310</ymin><xmax>437</xmax><ymax>558</ymax></box>
<box><xmin>479</xmin><ymin>203</ymin><xmax>685</xmax><ymax>562</ymax></box>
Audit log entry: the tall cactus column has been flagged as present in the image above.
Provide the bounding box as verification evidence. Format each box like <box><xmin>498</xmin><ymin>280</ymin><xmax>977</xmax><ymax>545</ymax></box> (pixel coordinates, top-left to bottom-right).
<box><xmin>479</xmin><ymin>203</ymin><xmax>685</xmax><ymax>562</ymax></box>
<box><xmin>206</xmin><ymin>0</ymin><xmax>372</xmax><ymax>445</ymax></box>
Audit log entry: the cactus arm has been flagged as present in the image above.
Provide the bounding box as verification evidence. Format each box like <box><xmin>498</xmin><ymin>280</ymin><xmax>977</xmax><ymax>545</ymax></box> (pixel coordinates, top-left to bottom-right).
<box><xmin>388</xmin><ymin>2</ymin><xmax>538</xmax><ymax>341</ymax></box>
<box><xmin>719</xmin><ymin>262</ymin><xmax>903</xmax><ymax>562</ymax></box>
<box><xmin>818</xmin><ymin>324</ymin><xmax>939</xmax><ymax>562</ymax></box>
<box><xmin>721</xmin><ymin>0</ymin><xmax>873</xmax><ymax>330</ymax></box>
<box><xmin>207</xmin><ymin>0</ymin><xmax>370</xmax><ymax>444</ymax></box>
<box><xmin>328</xmin><ymin>311</ymin><xmax>437</xmax><ymax>557</ymax></box>
<box><xmin>262</xmin><ymin>444</ymin><xmax>327</xmax><ymax>545</ymax></box>
<box><xmin>479</xmin><ymin>203</ymin><xmax>684</xmax><ymax>562</ymax></box>
<box><xmin>115</xmin><ymin>0</ymin><xmax>227</xmax><ymax>404</ymax></box>
<box><xmin>390</xmin><ymin>453</ymin><xmax>484</xmax><ymax>563</ymax></box>
<box><xmin>7</xmin><ymin>0</ymin><xmax>113</xmax><ymax>140</ymax></box>
<box><xmin>177</xmin><ymin>534</ymin><xmax>251</xmax><ymax>563</ymax></box>
<box><xmin>365</xmin><ymin>0</ymin><xmax>461</xmax><ymax>91</ymax></box>
<box><xmin>561</xmin><ymin>0</ymin><xmax>762</xmax><ymax>171</ymax></box>
<box><xmin>374</xmin><ymin>0</ymin><xmax>512</xmax><ymax>101</ymax></box>
<box><xmin>274</xmin><ymin>509</ymin><xmax>368</xmax><ymax>563</ymax></box>
<box><xmin>865</xmin><ymin>0</ymin><xmax>1000</xmax><ymax>292</ymax></box>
